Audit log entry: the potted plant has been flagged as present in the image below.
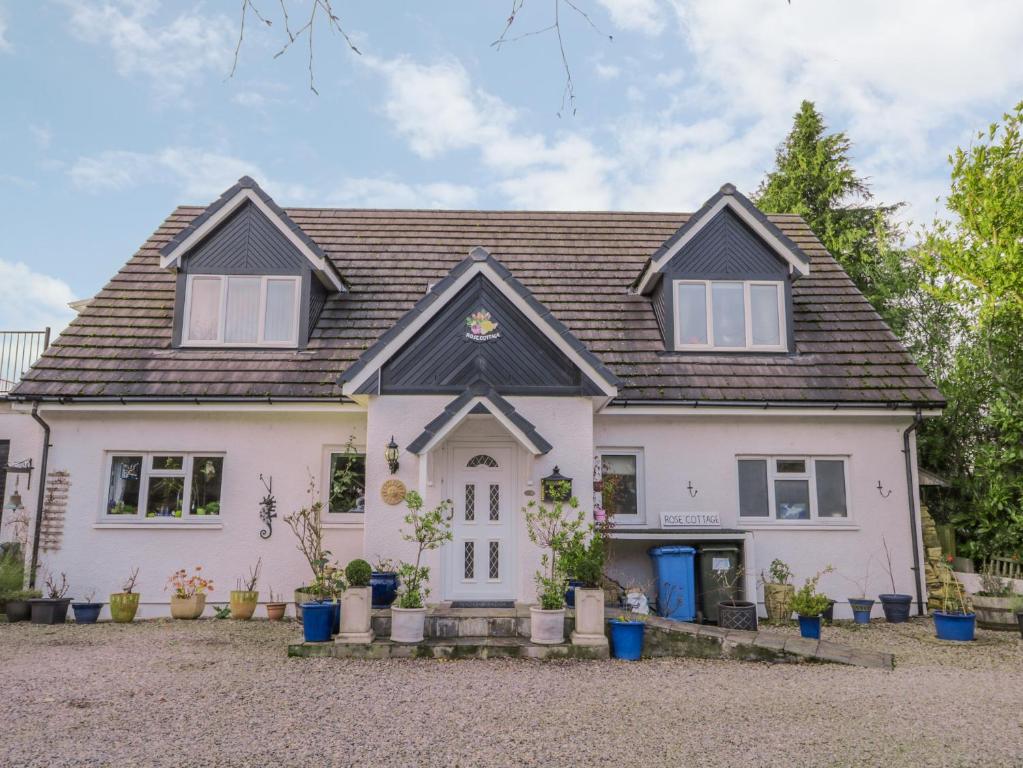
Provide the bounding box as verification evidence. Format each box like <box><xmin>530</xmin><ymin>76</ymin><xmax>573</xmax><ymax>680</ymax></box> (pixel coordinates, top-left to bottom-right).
<box><xmin>5</xmin><ymin>589</ymin><xmax>42</xmax><ymax>622</ymax></box>
<box><xmin>229</xmin><ymin>558</ymin><xmax>261</xmax><ymax>620</ymax></box>
<box><xmin>30</xmin><ymin>572</ymin><xmax>72</xmax><ymax>625</ymax></box>
<box><xmin>790</xmin><ymin>567</ymin><xmax>834</xmax><ymax>639</ymax></box>
<box><xmin>564</xmin><ymin>523</ymin><xmax>608</xmax><ymax>647</ymax></box>
<box><xmin>840</xmin><ymin>557</ymin><xmax>876</xmax><ymax>624</ymax></box>
<box><xmin>284</xmin><ymin>477</ymin><xmax>332</xmax><ymax>623</ymax></box>
<box><xmin>166</xmin><ymin>566</ymin><xmax>213</xmax><ymax>619</ymax></box>
<box><xmin>392</xmin><ymin>492</ymin><xmax>453</xmax><ymax>643</ymax></box>
<box><xmin>72</xmin><ymin>590</ymin><xmax>103</xmax><ymax>624</ymax></box>
<box><xmin>338</xmin><ymin>558</ymin><xmax>375</xmax><ymax>643</ymax></box>
<box><xmin>301</xmin><ymin>599</ymin><xmax>334</xmax><ymax>643</ymax></box>
<box><xmin>110</xmin><ymin>567</ymin><xmax>140</xmax><ymax>623</ymax></box>
<box><xmin>714</xmin><ymin>567</ymin><xmax>757</xmax><ymax>631</ymax></box>
<box><xmin>933</xmin><ymin>562</ymin><xmax>975</xmax><ymax>641</ymax></box>
<box><xmin>265</xmin><ymin>588</ymin><xmax>287</xmax><ymax>621</ymax></box>
<box><xmin>370</xmin><ymin>558</ymin><xmax>400</xmax><ymax>609</ymax></box>
<box><xmin>608</xmin><ymin>612</ymin><xmax>646</xmax><ymax>660</ymax></box>
<box><xmin>970</xmin><ymin>562</ymin><xmax>1018</xmax><ymax>630</ymax></box>
<box><xmin>524</xmin><ymin>480</ymin><xmax>580</xmax><ymax>645</ymax></box>
<box><xmin>761</xmin><ymin>559</ymin><xmax>794</xmax><ymax>623</ymax></box>
<box><xmin>1010</xmin><ymin>594</ymin><xmax>1023</xmax><ymax>640</ymax></box>
<box><xmin>877</xmin><ymin>537</ymin><xmax>912</xmax><ymax>622</ymax></box>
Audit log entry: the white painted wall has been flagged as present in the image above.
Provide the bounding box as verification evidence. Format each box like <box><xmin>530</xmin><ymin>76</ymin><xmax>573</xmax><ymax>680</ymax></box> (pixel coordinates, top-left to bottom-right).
<box><xmin>30</xmin><ymin>406</ymin><xmax>366</xmax><ymax>618</ymax></box>
<box><xmin>596</xmin><ymin>412</ymin><xmax>924</xmax><ymax>619</ymax></box>
<box><xmin>0</xmin><ymin>402</ymin><xmax>45</xmax><ymax>574</ymax></box>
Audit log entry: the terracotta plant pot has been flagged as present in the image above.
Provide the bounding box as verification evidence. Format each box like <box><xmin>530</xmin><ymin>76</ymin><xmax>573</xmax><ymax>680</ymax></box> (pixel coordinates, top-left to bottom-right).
<box><xmin>763</xmin><ymin>583</ymin><xmax>795</xmax><ymax>622</ymax></box>
<box><xmin>170</xmin><ymin>594</ymin><xmax>206</xmax><ymax>620</ymax></box>
<box><xmin>109</xmin><ymin>592</ymin><xmax>140</xmax><ymax>623</ymax></box>
<box><xmin>266</xmin><ymin>602</ymin><xmax>287</xmax><ymax>621</ymax></box>
<box><xmin>229</xmin><ymin>590</ymin><xmax>259</xmax><ymax>620</ymax></box>
<box><xmin>530</xmin><ymin>606</ymin><xmax>566</xmax><ymax>645</ymax></box>
<box><xmin>390</xmin><ymin>606</ymin><xmax>427</xmax><ymax>643</ymax></box>
<box><xmin>570</xmin><ymin>587</ymin><xmax>608</xmax><ymax>647</ymax></box>
<box><xmin>338</xmin><ymin>586</ymin><xmax>375</xmax><ymax>643</ymax></box>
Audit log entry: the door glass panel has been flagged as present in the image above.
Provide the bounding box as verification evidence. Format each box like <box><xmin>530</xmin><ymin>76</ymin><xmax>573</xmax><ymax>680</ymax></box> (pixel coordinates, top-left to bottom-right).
<box><xmin>464</xmin><ymin>484</ymin><xmax>475</xmax><ymax>521</ymax></box>
<box><xmin>464</xmin><ymin>541</ymin><xmax>475</xmax><ymax>580</ymax></box>
<box><xmin>489</xmin><ymin>484</ymin><xmax>500</xmax><ymax>521</ymax></box>
<box><xmin>467</xmin><ymin>454</ymin><xmax>498</xmax><ymax>468</ymax></box>
<box><xmin>488</xmin><ymin>541</ymin><xmax>499</xmax><ymax>580</ymax></box>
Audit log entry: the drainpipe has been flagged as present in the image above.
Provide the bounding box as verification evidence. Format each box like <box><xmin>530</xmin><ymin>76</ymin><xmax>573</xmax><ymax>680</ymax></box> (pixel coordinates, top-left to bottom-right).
<box><xmin>28</xmin><ymin>402</ymin><xmax>51</xmax><ymax>589</ymax></box>
<box><xmin>902</xmin><ymin>409</ymin><xmax>925</xmax><ymax>616</ymax></box>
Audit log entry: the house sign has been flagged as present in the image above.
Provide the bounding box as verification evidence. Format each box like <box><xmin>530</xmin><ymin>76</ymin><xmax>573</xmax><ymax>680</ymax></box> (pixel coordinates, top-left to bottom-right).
<box><xmin>660</xmin><ymin>511</ymin><xmax>722</xmax><ymax>528</ymax></box>
<box><xmin>465</xmin><ymin>309</ymin><xmax>501</xmax><ymax>342</ymax></box>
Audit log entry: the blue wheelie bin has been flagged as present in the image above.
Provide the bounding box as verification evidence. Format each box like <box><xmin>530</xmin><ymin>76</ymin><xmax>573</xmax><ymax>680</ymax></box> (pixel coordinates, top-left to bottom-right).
<box><xmin>648</xmin><ymin>545</ymin><xmax>697</xmax><ymax>621</ymax></box>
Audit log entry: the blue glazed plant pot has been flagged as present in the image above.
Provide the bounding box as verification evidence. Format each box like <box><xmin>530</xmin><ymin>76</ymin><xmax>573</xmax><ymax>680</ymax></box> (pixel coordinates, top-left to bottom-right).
<box><xmin>933</xmin><ymin>611</ymin><xmax>976</xmax><ymax>642</ymax></box>
<box><xmin>370</xmin><ymin>572</ymin><xmax>399</xmax><ymax>609</ymax></box>
<box><xmin>302</xmin><ymin>602</ymin><xmax>334</xmax><ymax>643</ymax></box>
<box><xmin>797</xmin><ymin>614</ymin><xmax>822</xmax><ymax>639</ymax></box>
<box><xmin>72</xmin><ymin>602</ymin><xmax>103</xmax><ymax>624</ymax></box>
<box><xmin>848</xmin><ymin>598</ymin><xmax>875</xmax><ymax>624</ymax></box>
<box><xmin>331</xmin><ymin>600</ymin><xmax>341</xmax><ymax>635</ymax></box>
<box><xmin>564</xmin><ymin>579</ymin><xmax>584</xmax><ymax>609</ymax></box>
<box><xmin>609</xmin><ymin>619</ymin><xmax>645</xmax><ymax>660</ymax></box>
<box><xmin>879</xmin><ymin>594</ymin><xmax>912</xmax><ymax>623</ymax></box>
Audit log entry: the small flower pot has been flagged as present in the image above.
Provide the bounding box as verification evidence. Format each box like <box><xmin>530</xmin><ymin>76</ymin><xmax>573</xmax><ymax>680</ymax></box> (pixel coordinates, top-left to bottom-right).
<box><xmin>529</xmin><ymin>606</ymin><xmax>566</xmax><ymax>645</ymax></box>
<box><xmin>72</xmin><ymin>602</ymin><xmax>103</xmax><ymax>624</ymax></box>
<box><xmin>879</xmin><ymin>593</ymin><xmax>912</xmax><ymax>623</ymax></box>
<box><xmin>564</xmin><ymin>579</ymin><xmax>584</xmax><ymax>608</ymax></box>
<box><xmin>609</xmin><ymin>619</ymin><xmax>645</xmax><ymax>660</ymax></box>
<box><xmin>265</xmin><ymin>602</ymin><xmax>286</xmax><ymax>621</ymax></box>
<box><xmin>717</xmin><ymin>601</ymin><xmax>758</xmax><ymax>631</ymax></box>
<box><xmin>229</xmin><ymin>590</ymin><xmax>259</xmax><ymax>620</ymax></box>
<box><xmin>848</xmin><ymin>598</ymin><xmax>874</xmax><ymax>624</ymax></box>
<box><xmin>338</xmin><ymin>586</ymin><xmax>375</xmax><ymax>643</ymax></box>
<box><xmin>763</xmin><ymin>583</ymin><xmax>794</xmax><ymax>622</ymax></box>
<box><xmin>170</xmin><ymin>594</ymin><xmax>206</xmax><ymax>620</ymax></box>
<box><xmin>933</xmin><ymin>611</ymin><xmax>975</xmax><ymax>642</ymax></box>
<box><xmin>109</xmin><ymin>592</ymin><xmax>139</xmax><ymax>623</ymax></box>
<box><xmin>30</xmin><ymin>598</ymin><xmax>72</xmax><ymax>625</ymax></box>
<box><xmin>301</xmin><ymin>601</ymin><xmax>334</xmax><ymax>643</ymax></box>
<box><xmin>797</xmin><ymin>614</ymin><xmax>821</xmax><ymax>639</ymax></box>
<box><xmin>370</xmin><ymin>572</ymin><xmax>399</xmax><ymax>609</ymax></box>
<box><xmin>5</xmin><ymin>599</ymin><xmax>32</xmax><ymax>623</ymax></box>
<box><xmin>390</xmin><ymin>606</ymin><xmax>427</xmax><ymax>643</ymax></box>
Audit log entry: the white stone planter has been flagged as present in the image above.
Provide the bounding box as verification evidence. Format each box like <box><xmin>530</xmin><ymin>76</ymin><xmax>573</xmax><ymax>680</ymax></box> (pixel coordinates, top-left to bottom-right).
<box><xmin>530</xmin><ymin>606</ymin><xmax>566</xmax><ymax>645</ymax></box>
<box><xmin>337</xmin><ymin>586</ymin><xmax>375</xmax><ymax>643</ymax></box>
<box><xmin>570</xmin><ymin>587</ymin><xmax>608</xmax><ymax>647</ymax></box>
<box><xmin>390</xmin><ymin>606</ymin><xmax>427</xmax><ymax>643</ymax></box>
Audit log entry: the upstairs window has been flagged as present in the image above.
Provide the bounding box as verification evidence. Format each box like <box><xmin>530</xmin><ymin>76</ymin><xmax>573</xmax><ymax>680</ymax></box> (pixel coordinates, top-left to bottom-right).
<box><xmin>674</xmin><ymin>280</ymin><xmax>785</xmax><ymax>351</ymax></box>
<box><xmin>183</xmin><ymin>275</ymin><xmax>300</xmax><ymax>347</ymax></box>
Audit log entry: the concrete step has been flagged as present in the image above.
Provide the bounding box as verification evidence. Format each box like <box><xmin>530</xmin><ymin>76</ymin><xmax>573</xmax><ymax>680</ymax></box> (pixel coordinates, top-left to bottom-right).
<box><xmin>370</xmin><ymin>606</ymin><xmax>577</xmax><ymax>640</ymax></box>
<box><xmin>289</xmin><ymin>635</ymin><xmax>608</xmax><ymax>660</ymax></box>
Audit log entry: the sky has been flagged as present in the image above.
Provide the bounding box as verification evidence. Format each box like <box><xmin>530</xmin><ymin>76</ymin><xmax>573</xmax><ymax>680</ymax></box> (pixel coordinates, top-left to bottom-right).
<box><xmin>2</xmin><ymin>0</ymin><xmax>1022</xmax><ymax>334</ymax></box>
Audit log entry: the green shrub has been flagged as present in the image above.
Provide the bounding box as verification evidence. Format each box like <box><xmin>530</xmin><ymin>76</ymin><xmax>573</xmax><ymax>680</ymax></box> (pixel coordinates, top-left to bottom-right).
<box><xmin>790</xmin><ymin>567</ymin><xmax>834</xmax><ymax>617</ymax></box>
<box><xmin>0</xmin><ymin>555</ymin><xmax>25</xmax><ymax>595</ymax></box>
<box><xmin>345</xmin><ymin>559</ymin><xmax>372</xmax><ymax>587</ymax></box>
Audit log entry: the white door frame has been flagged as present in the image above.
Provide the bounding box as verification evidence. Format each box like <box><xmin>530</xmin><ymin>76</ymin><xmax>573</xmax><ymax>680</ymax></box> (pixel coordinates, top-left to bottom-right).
<box><xmin>443</xmin><ymin>440</ymin><xmax>518</xmax><ymax>601</ymax></box>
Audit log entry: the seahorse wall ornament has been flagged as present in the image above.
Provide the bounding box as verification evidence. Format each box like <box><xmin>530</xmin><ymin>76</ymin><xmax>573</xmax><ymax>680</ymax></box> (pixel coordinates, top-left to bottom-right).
<box><xmin>258</xmin><ymin>474</ymin><xmax>277</xmax><ymax>539</ymax></box>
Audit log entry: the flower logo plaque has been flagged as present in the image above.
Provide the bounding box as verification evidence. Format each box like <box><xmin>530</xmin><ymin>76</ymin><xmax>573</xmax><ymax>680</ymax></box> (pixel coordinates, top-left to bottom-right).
<box><xmin>465</xmin><ymin>309</ymin><xmax>500</xmax><ymax>342</ymax></box>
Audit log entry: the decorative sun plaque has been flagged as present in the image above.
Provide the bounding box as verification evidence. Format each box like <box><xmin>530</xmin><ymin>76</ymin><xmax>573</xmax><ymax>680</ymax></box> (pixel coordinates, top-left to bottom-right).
<box><xmin>380</xmin><ymin>478</ymin><xmax>407</xmax><ymax>506</ymax></box>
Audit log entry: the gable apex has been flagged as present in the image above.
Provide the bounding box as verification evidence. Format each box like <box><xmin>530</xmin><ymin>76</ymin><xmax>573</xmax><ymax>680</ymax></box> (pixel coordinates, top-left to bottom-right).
<box><xmin>634</xmin><ymin>183</ymin><xmax>811</xmax><ymax>294</ymax></box>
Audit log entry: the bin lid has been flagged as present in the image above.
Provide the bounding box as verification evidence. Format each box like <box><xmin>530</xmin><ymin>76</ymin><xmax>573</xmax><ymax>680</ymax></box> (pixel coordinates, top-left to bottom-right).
<box><xmin>697</xmin><ymin>545</ymin><xmax>740</xmax><ymax>553</ymax></box>
<box><xmin>648</xmin><ymin>545</ymin><xmax>696</xmax><ymax>556</ymax></box>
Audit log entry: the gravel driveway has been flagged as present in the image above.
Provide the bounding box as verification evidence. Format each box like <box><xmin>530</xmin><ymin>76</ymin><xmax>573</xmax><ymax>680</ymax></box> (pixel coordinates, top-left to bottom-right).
<box><xmin>1</xmin><ymin>617</ymin><xmax>1020</xmax><ymax>767</ymax></box>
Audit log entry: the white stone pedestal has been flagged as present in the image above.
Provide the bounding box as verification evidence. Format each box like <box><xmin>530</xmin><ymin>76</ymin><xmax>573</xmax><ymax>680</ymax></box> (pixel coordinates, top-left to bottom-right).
<box><xmin>571</xmin><ymin>587</ymin><xmax>609</xmax><ymax>647</ymax></box>
<box><xmin>337</xmin><ymin>586</ymin><xmax>375</xmax><ymax>643</ymax></box>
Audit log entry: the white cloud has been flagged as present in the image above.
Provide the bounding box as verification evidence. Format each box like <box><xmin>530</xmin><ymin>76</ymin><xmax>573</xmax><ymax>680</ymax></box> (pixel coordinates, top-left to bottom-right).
<box><xmin>30</xmin><ymin>124</ymin><xmax>52</xmax><ymax>150</ymax></box>
<box><xmin>597</xmin><ymin>0</ymin><xmax>666</xmax><ymax>35</ymax></box>
<box><xmin>0</xmin><ymin>260</ymin><xmax>76</xmax><ymax>334</ymax></box>
<box><xmin>595</xmin><ymin>62</ymin><xmax>621</xmax><ymax>80</ymax></box>
<box><xmin>326</xmin><ymin>178</ymin><xmax>478</xmax><ymax>209</ymax></box>
<box><xmin>0</xmin><ymin>6</ymin><xmax>12</xmax><ymax>53</ymax></box>
<box><xmin>69</xmin><ymin>147</ymin><xmax>312</xmax><ymax>203</ymax></box>
<box><xmin>63</xmin><ymin>0</ymin><xmax>233</xmax><ymax>102</ymax></box>
<box><xmin>232</xmin><ymin>91</ymin><xmax>266</xmax><ymax>108</ymax></box>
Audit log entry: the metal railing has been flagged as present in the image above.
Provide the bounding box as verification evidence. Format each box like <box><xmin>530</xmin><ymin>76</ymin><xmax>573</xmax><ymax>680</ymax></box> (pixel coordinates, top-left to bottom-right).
<box><xmin>0</xmin><ymin>329</ymin><xmax>50</xmax><ymax>396</ymax></box>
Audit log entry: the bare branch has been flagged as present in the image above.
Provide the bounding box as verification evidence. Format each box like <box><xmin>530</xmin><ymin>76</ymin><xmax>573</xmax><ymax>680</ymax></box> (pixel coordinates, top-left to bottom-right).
<box><xmin>229</xmin><ymin>0</ymin><xmax>272</xmax><ymax>80</ymax></box>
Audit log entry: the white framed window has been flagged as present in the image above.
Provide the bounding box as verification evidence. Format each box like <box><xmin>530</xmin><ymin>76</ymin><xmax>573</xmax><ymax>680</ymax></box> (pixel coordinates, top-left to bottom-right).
<box><xmin>104</xmin><ymin>452</ymin><xmax>225</xmax><ymax>521</ymax></box>
<box><xmin>597</xmin><ymin>448</ymin><xmax>645</xmax><ymax>524</ymax></box>
<box><xmin>324</xmin><ymin>445</ymin><xmax>366</xmax><ymax>519</ymax></box>
<box><xmin>182</xmin><ymin>275</ymin><xmax>301</xmax><ymax>347</ymax></box>
<box><xmin>673</xmin><ymin>279</ymin><xmax>786</xmax><ymax>351</ymax></box>
<box><xmin>737</xmin><ymin>456</ymin><xmax>849</xmax><ymax>523</ymax></box>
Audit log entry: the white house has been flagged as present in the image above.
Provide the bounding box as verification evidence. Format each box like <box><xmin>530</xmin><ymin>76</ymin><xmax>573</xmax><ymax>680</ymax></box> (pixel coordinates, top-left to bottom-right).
<box><xmin>1</xmin><ymin>178</ymin><xmax>943</xmax><ymax>619</ymax></box>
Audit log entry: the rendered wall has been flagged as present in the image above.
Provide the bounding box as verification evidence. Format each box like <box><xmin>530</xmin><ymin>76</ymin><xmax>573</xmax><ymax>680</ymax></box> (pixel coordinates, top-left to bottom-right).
<box><xmin>0</xmin><ymin>403</ymin><xmax>45</xmax><ymax>567</ymax></box>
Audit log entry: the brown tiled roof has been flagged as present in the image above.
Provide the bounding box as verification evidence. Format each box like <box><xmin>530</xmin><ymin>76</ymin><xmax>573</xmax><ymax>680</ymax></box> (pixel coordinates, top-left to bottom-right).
<box><xmin>12</xmin><ymin>207</ymin><xmax>944</xmax><ymax>405</ymax></box>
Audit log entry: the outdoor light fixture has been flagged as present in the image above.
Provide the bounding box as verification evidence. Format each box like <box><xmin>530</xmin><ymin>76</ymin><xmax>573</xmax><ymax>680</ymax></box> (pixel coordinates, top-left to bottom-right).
<box><xmin>385</xmin><ymin>436</ymin><xmax>400</xmax><ymax>475</ymax></box>
<box><xmin>541</xmin><ymin>466</ymin><xmax>572</xmax><ymax>503</ymax></box>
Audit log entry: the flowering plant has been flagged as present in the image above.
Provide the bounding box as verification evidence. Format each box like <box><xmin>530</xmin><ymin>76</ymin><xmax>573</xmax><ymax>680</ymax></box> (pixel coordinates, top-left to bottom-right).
<box><xmin>166</xmin><ymin>566</ymin><xmax>214</xmax><ymax>598</ymax></box>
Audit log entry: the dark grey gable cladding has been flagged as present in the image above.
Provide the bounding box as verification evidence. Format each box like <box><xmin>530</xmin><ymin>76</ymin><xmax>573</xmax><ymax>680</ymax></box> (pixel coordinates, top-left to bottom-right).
<box><xmin>407</xmin><ymin>381</ymin><xmax>553</xmax><ymax>455</ymax></box>
<box><xmin>340</xmin><ymin>246</ymin><xmax>621</xmax><ymax>396</ymax></box>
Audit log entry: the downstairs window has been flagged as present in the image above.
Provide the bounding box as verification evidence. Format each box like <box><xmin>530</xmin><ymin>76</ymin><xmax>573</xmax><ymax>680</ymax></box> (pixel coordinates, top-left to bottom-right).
<box><xmin>737</xmin><ymin>456</ymin><xmax>848</xmax><ymax>522</ymax></box>
<box><xmin>106</xmin><ymin>453</ymin><xmax>224</xmax><ymax>520</ymax></box>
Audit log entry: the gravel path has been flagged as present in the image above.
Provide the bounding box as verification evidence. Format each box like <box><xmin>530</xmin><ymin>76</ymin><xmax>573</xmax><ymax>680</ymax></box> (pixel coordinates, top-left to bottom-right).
<box><xmin>1</xmin><ymin>617</ymin><xmax>1020</xmax><ymax>767</ymax></box>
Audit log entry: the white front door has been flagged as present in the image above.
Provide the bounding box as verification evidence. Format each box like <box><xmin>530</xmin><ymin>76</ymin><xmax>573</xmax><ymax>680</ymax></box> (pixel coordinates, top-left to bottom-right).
<box><xmin>447</xmin><ymin>446</ymin><xmax>515</xmax><ymax>601</ymax></box>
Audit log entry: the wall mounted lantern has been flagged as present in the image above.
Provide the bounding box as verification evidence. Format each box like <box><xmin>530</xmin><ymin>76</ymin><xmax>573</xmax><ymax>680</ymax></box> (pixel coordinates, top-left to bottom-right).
<box><xmin>385</xmin><ymin>436</ymin><xmax>400</xmax><ymax>475</ymax></box>
<box><xmin>541</xmin><ymin>466</ymin><xmax>573</xmax><ymax>503</ymax></box>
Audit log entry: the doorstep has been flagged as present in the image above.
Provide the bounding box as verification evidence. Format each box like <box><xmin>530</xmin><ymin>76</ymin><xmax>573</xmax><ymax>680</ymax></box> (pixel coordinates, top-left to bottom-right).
<box><xmin>288</xmin><ymin>635</ymin><xmax>609</xmax><ymax>660</ymax></box>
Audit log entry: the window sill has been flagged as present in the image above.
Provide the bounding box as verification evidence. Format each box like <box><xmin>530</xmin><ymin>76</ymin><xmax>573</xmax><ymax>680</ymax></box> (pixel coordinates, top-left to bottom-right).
<box><xmin>322</xmin><ymin>521</ymin><xmax>365</xmax><ymax>530</ymax></box>
<box><xmin>93</xmin><ymin>522</ymin><xmax>224</xmax><ymax>530</ymax></box>
<box><xmin>738</xmin><ymin>523</ymin><xmax>859</xmax><ymax>532</ymax></box>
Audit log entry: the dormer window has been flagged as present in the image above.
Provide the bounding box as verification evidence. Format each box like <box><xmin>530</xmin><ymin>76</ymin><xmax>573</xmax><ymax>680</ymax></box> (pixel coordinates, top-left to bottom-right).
<box><xmin>673</xmin><ymin>279</ymin><xmax>785</xmax><ymax>351</ymax></box>
<box><xmin>183</xmin><ymin>275</ymin><xmax>301</xmax><ymax>347</ymax></box>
